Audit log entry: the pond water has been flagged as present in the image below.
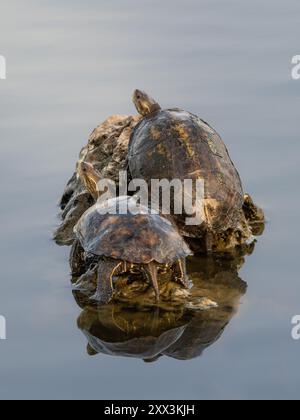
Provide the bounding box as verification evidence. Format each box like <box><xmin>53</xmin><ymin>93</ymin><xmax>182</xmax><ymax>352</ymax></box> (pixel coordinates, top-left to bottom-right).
<box><xmin>0</xmin><ymin>0</ymin><xmax>299</xmax><ymax>400</ymax></box>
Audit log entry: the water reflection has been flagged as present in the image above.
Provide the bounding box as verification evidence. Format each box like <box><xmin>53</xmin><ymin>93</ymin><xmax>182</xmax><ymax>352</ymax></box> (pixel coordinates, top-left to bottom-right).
<box><xmin>73</xmin><ymin>243</ymin><xmax>253</xmax><ymax>361</ymax></box>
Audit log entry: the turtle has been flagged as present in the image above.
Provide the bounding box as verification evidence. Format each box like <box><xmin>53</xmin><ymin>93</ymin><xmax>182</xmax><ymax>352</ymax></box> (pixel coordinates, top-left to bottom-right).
<box><xmin>128</xmin><ymin>90</ymin><xmax>247</xmax><ymax>247</ymax></box>
<box><xmin>70</xmin><ymin>162</ymin><xmax>193</xmax><ymax>304</ymax></box>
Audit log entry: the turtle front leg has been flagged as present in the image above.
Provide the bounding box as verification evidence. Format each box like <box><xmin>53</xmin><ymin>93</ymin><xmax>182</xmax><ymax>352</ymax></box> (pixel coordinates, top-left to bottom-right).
<box><xmin>91</xmin><ymin>259</ymin><xmax>123</xmax><ymax>304</ymax></box>
<box><xmin>174</xmin><ymin>258</ymin><xmax>191</xmax><ymax>289</ymax></box>
<box><xmin>143</xmin><ymin>262</ymin><xmax>160</xmax><ymax>302</ymax></box>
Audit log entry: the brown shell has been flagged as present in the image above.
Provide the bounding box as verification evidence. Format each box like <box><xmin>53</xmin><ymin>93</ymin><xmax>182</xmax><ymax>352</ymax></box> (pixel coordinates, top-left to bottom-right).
<box><xmin>128</xmin><ymin>109</ymin><xmax>244</xmax><ymax>237</ymax></box>
<box><xmin>74</xmin><ymin>197</ymin><xmax>192</xmax><ymax>264</ymax></box>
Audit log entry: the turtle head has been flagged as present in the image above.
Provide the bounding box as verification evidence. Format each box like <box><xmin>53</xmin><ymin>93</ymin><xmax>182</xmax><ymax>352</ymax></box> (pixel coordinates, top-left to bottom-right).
<box><xmin>133</xmin><ymin>89</ymin><xmax>161</xmax><ymax>117</ymax></box>
<box><xmin>78</xmin><ymin>161</ymin><xmax>101</xmax><ymax>201</ymax></box>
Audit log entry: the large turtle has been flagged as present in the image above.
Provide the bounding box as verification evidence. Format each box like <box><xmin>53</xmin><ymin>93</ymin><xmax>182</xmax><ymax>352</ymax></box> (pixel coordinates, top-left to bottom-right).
<box><xmin>70</xmin><ymin>162</ymin><xmax>192</xmax><ymax>304</ymax></box>
<box><xmin>128</xmin><ymin>90</ymin><xmax>247</xmax><ymax>248</ymax></box>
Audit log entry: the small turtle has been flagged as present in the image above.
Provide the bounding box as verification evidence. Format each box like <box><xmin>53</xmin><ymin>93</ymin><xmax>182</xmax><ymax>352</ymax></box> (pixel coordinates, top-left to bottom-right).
<box><xmin>128</xmin><ymin>90</ymin><xmax>246</xmax><ymax>245</ymax></box>
<box><xmin>70</xmin><ymin>162</ymin><xmax>192</xmax><ymax>304</ymax></box>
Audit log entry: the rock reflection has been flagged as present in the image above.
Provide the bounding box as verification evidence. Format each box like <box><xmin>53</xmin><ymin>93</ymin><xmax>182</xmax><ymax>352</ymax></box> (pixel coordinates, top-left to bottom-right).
<box><xmin>73</xmin><ymin>243</ymin><xmax>254</xmax><ymax>361</ymax></box>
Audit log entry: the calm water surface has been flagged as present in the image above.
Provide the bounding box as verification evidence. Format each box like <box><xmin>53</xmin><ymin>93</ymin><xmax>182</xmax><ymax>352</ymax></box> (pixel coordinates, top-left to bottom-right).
<box><xmin>0</xmin><ymin>0</ymin><xmax>300</xmax><ymax>400</ymax></box>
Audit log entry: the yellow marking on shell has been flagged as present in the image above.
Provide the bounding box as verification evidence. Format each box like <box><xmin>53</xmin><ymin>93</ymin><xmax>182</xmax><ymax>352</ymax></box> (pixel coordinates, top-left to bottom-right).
<box><xmin>145</xmin><ymin>234</ymin><xmax>160</xmax><ymax>247</ymax></box>
<box><xmin>203</xmin><ymin>198</ymin><xmax>220</xmax><ymax>226</ymax></box>
<box><xmin>216</xmin><ymin>172</ymin><xmax>226</xmax><ymax>185</ymax></box>
<box><xmin>188</xmin><ymin>169</ymin><xmax>203</xmax><ymax>178</ymax></box>
<box><xmin>150</xmin><ymin>127</ymin><xmax>162</xmax><ymax>141</ymax></box>
<box><xmin>207</xmin><ymin>139</ymin><xmax>219</xmax><ymax>155</ymax></box>
<box><xmin>134</xmin><ymin>214</ymin><xmax>147</xmax><ymax>224</ymax></box>
<box><xmin>101</xmin><ymin>216</ymin><xmax>119</xmax><ymax>229</ymax></box>
<box><xmin>174</xmin><ymin>123</ymin><xmax>190</xmax><ymax>141</ymax></box>
<box><xmin>117</xmin><ymin>227</ymin><xmax>132</xmax><ymax>236</ymax></box>
<box><xmin>173</xmin><ymin>123</ymin><xmax>195</xmax><ymax>158</ymax></box>
<box><xmin>156</xmin><ymin>142</ymin><xmax>168</xmax><ymax>157</ymax></box>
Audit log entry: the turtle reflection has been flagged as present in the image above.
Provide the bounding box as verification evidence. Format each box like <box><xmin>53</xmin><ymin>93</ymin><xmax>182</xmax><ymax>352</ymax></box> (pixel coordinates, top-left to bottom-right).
<box><xmin>74</xmin><ymin>245</ymin><xmax>252</xmax><ymax>361</ymax></box>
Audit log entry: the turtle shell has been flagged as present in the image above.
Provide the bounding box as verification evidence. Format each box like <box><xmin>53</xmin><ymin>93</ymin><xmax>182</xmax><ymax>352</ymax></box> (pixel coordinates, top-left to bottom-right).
<box><xmin>128</xmin><ymin>109</ymin><xmax>244</xmax><ymax>237</ymax></box>
<box><xmin>74</xmin><ymin>196</ymin><xmax>192</xmax><ymax>264</ymax></box>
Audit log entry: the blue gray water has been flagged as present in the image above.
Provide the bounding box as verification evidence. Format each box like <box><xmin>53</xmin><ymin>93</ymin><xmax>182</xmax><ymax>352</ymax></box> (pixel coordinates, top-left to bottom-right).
<box><xmin>0</xmin><ymin>0</ymin><xmax>300</xmax><ymax>400</ymax></box>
